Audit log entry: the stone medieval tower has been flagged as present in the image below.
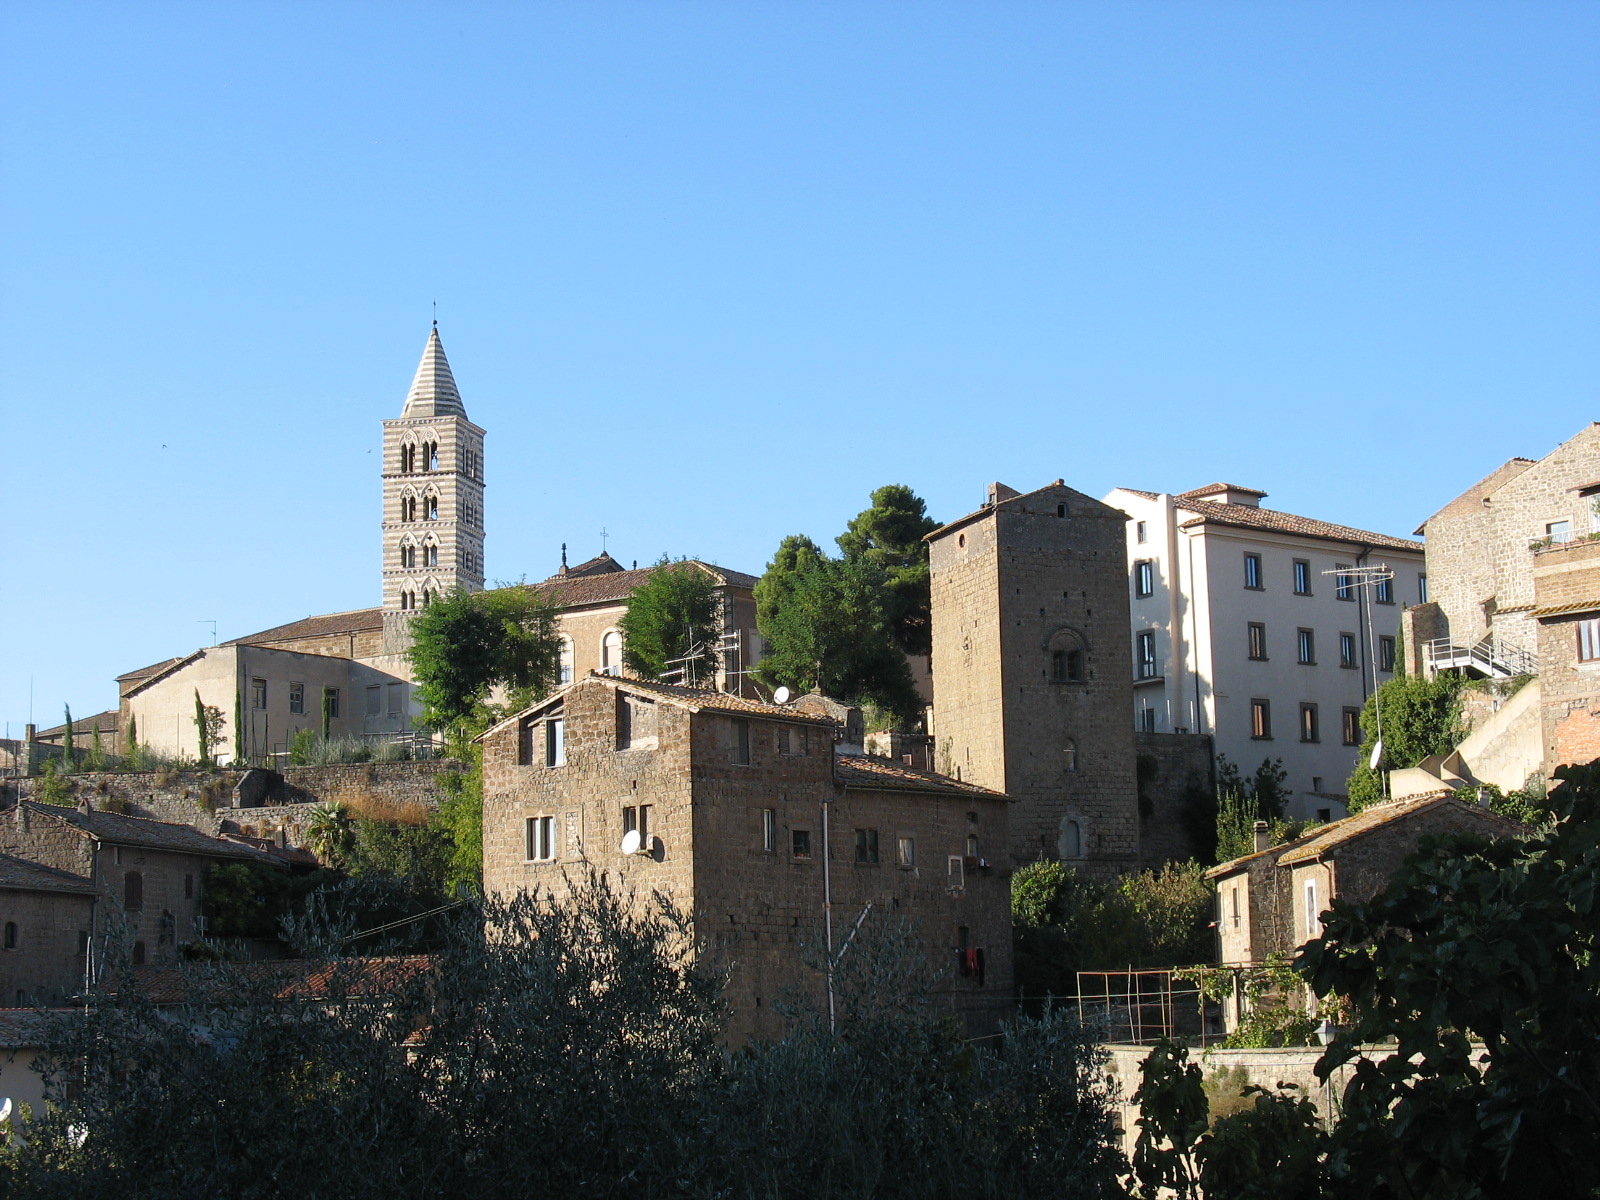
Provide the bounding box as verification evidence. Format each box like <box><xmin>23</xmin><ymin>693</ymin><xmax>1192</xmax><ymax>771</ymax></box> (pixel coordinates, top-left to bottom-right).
<box><xmin>381</xmin><ymin>326</ymin><xmax>486</xmax><ymax>653</ymax></box>
<box><xmin>927</xmin><ymin>481</ymin><xmax>1140</xmax><ymax>874</ymax></box>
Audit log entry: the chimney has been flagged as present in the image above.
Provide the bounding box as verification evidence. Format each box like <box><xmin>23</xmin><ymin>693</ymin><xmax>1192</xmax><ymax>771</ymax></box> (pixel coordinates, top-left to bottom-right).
<box><xmin>986</xmin><ymin>482</ymin><xmax>1021</xmax><ymax>507</ymax></box>
<box><xmin>23</xmin><ymin>724</ymin><xmax>35</xmax><ymax>742</ymax></box>
<box><xmin>1252</xmin><ymin>820</ymin><xmax>1270</xmax><ymax>854</ymax></box>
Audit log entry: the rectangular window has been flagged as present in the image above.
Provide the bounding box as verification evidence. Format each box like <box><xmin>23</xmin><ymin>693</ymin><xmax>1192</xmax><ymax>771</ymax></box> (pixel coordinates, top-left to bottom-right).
<box><xmin>324</xmin><ymin>687</ymin><xmax>340</xmax><ymax>718</ymax></box>
<box><xmin>776</xmin><ymin>726</ymin><xmax>790</xmax><ymax>754</ymax></box>
<box><xmin>732</xmin><ymin>719</ymin><xmax>751</xmax><ymax>765</ymax></box>
<box><xmin>1244</xmin><ymin>553</ymin><xmax>1262</xmax><ymax>590</ymax></box>
<box><xmin>1299</xmin><ymin>703</ymin><xmax>1319</xmax><ymax>743</ymax></box>
<box><xmin>1297</xmin><ymin>629</ymin><xmax>1315</xmax><ymax>665</ymax></box>
<box><xmin>184</xmin><ymin>873</ymin><xmax>194</xmax><ymax>900</ymax></box>
<box><xmin>1339</xmin><ymin>633</ymin><xmax>1358</xmax><ymax>669</ymax></box>
<box><xmin>761</xmin><ymin>808</ymin><xmax>777</xmax><ymax>853</ymax></box>
<box><xmin>1293</xmin><ymin>560</ymin><xmax>1312</xmax><ymax>595</ymax></box>
<box><xmin>288</xmin><ymin>682</ymin><xmax>305</xmax><ymax>715</ymax></box>
<box><xmin>365</xmin><ymin>685</ymin><xmax>382</xmax><ymax>717</ymax></box>
<box><xmin>1548</xmin><ymin>520</ymin><xmax>1573</xmax><ymax>543</ymax></box>
<box><xmin>897</xmin><ymin>836</ymin><xmax>915</xmax><ymax>868</ymax></box>
<box><xmin>947</xmin><ymin>855</ymin><xmax>965</xmax><ymax>891</ymax></box>
<box><xmin>1230</xmin><ymin>886</ymin><xmax>1240</xmax><ymax>929</ymax></box>
<box><xmin>251</xmin><ymin>678</ymin><xmax>267</xmax><ymax>710</ymax></box>
<box><xmin>1342</xmin><ymin>707</ymin><xmax>1362</xmax><ymax>746</ymax></box>
<box><xmin>1335</xmin><ymin>566</ymin><xmax>1355</xmax><ymax>601</ymax></box>
<box><xmin>387</xmin><ymin>683</ymin><xmax>404</xmax><ymax>716</ymax></box>
<box><xmin>1375</xmin><ymin>577</ymin><xmax>1394</xmax><ymax>605</ymax></box>
<box><xmin>1418</xmin><ymin>573</ymin><xmax>1429</xmax><ymax>604</ymax></box>
<box><xmin>1135</xmin><ymin>560</ymin><xmax>1154</xmax><ymax>598</ymax></box>
<box><xmin>1248</xmin><ymin>622</ymin><xmax>1267</xmax><ymax>660</ymax></box>
<box><xmin>545</xmin><ymin>718</ymin><xmax>565</xmax><ymax>767</ymax></box>
<box><xmin>1138</xmin><ymin>707</ymin><xmax>1158</xmax><ymax>733</ymax></box>
<box><xmin>1136</xmin><ymin>630</ymin><xmax>1158</xmax><ymax>679</ymax></box>
<box><xmin>1251</xmin><ymin>699</ymin><xmax>1272</xmax><ymax>740</ymax></box>
<box><xmin>791</xmin><ymin>829</ymin><xmax>811</xmax><ymax>859</ymax></box>
<box><xmin>526</xmin><ymin>816</ymin><xmax>556</xmax><ymax>862</ymax></box>
<box><xmin>1579</xmin><ymin>619</ymin><xmax>1600</xmax><ymax>663</ymax></box>
<box><xmin>854</xmin><ymin>828</ymin><xmax>880</xmax><ymax>864</ymax></box>
<box><xmin>1305</xmin><ymin>880</ymin><xmax>1320</xmax><ymax>937</ymax></box>
<box><xmin>1378</xmin><ymin>636</ymin><xmax>1396</xmax><ymax>673</ymax></box>
<box><xmin>1135</xmin><ymin>520</ymin><xmax>1148</xmax><ymax>544</ymax></box>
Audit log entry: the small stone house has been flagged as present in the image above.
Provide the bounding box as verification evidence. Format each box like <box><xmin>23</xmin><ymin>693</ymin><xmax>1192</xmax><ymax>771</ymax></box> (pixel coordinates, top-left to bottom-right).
<box><xmin>0</xmin><ymin>803</ymin><xmax>280</xmax><ymax>976</ymax></box>
<box><xmin>479</xmin><ymin>674</ymin><xmax>1012</xmax><ymax>1043</ymax></box>
<box><xmin>0</xmin><ymin>855</ymin><xmax>97</xmax><ymax>1006</ymax></box>
<box><xmin>1208</xmin><ymin>796</ymin><xmax>1522</xmax><ymax>967</ymax></box>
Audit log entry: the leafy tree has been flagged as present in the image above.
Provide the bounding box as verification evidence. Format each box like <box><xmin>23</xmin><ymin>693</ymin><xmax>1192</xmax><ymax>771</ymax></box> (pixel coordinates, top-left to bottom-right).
<box><xmin>234</xmin><ymin>686</ymin><xmax>246</xmax><ymax>765</ymax></box>
<box><xmin>619</xmin><ymin>558</ymin><xmax>720</xmax><ymax>684</ymax></box>
<box><xmin>1296</xmin><ymin>762</ymin><xmax>1600</xmax><ymax>1198</ymax></box>
<box><xmin>1345</xmin><ymin>671</ymin><xmax>1463</xmax><ymax>811</ymax></box>
<box><xmin>202</xmin><ymin>862</ymin><xmax>297</xmax><ymax>939</ymax></box>
<box><xmin>756</xmin><ymin>553</ymin><xmax>921</xmax><ymax>723</ymax></box>
<box><xmin>304</xmin><ymin>801</ymin><xmax>353</xmax><ymax>867</ymax></box>
<box><xmin>753</xmin><ymin>533</ymin><xmax>826</xmax><ymax>632</ymax></box>
<box><xmin>431</xmin><ymin>759</ymin><xmax>484</xmax><ymax>894</ymax></box>
<box><xmin>33</xmin><ymin>758</ymin><xmax>70</xmax><ymax>806</ymax></box>
<box><xmin>835</xmin><ymin>484</ymin><xmax>939</xmax><ymax>656</ymax></box>
<box><xmin>1215</xmin><ymin>783</ymin><xmax>1257</xmax><ymax>863</ymax></box>
<box><xmin>124</xmin><ymin>714</ymin><xmax>137</xmax><ymax>757</ymax></box>
<box><xmin>320</xmin><ymin>685</ymin><xmax>334</xmax><ymax>740</ymax></box>
<box><xmin>87</xmin><ymin>724</ymin><xmax>107</xmax><ymax>771</ymax></box>
<box><xmin>192</xmin><ymin>690</ymin><xmax>225</xmax><ymax>766</ymax></box>
<box><xmin>407</xmin><ymin>585</ymin><xmax>562</xmax><ymax>728</ymax></box>
<box><xmin>345</xmin><ymin>817</ymin><xmax>454</xmax><ymax>897</ymax></box>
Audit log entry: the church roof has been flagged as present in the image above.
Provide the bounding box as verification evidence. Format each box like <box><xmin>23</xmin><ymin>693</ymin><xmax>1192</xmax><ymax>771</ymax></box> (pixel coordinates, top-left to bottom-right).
<box><xmin>222</xmin><ymin>608</ymin><xmax>384</xmax><ymax>648</ymax></box>
<box><xmin>402</xmin><ymin>326</ymin><xmax>466</xmax><ymax>419</ymax></box>
<box><xmin>532</xmin><ymin>560</ymin><xmax>758</xmax><ymax>609</ymax></box>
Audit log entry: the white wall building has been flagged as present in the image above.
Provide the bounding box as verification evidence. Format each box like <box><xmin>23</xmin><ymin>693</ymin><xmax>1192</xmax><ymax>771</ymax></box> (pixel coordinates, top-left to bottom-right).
<box><xmin>1103</xmin><ymin>484</ymin><xmax>1426</xmax><ymax>820</ymax></box>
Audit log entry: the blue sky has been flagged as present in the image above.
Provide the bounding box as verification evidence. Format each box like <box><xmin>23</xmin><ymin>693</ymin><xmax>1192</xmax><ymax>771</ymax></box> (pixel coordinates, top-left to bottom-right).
<box><xmin>2</xmin><ymin>1</ymin><xmax>1596</xmax><ymax>732</ymax></box>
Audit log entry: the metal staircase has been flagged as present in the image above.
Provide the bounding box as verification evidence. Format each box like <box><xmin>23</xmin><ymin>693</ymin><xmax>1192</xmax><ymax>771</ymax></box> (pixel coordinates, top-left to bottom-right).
<box><xmin>1423</xmin><ymin>634</ymin><xmax>1538</xmax><ymax>680</ymax></box>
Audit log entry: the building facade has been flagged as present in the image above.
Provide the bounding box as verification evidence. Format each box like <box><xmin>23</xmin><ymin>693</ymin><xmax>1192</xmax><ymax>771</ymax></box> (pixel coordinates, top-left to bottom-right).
<box><xmin>1103</xmin><ymin>484</ymin><xmax>1425</xmax><ymax>820</ymax></box>
<box><xmin>0</xmin><ymin>855</ymin><xmax>97</xmax><ymax>1007</ymax></box>
<box><xmin>926</xmin><ymin>481</ymin><xmax>1141</xmax><ymax>873</ymax></box>
<box><xmin>479</xmin><ymin>674</ymin><xmax>1011</xmax><ymax>1043</ymax></box>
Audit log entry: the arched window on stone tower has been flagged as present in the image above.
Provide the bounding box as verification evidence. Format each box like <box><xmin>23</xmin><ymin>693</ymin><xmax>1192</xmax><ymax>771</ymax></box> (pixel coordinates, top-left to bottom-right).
<box><xmin>1063</xmin><ymin>738</ymin><xmax>1078</xmax><ymax>772</ymax></box>
<box><xmin>400</xmin><ymin>539</ymin><xmax>416</xmax><ymax>568</ymax></box>
<box><xmin>423</xmin><ymin>539</ymin><xmax>439</xmax><ymax>568</ymax></box>
<box><xmin>423</xmin><ymin>440</ymin><xmax>439</xmax><ymax>471</ymax></box>
<box><xmin>400</xmin><ymin>442</ymin><xmax>416</xmax><ymax>473</ymax></box>
<box><xmin>400</xmin><ymin>590</ymin><xmax>415</xmax><ymax>611</ymax></box>
<box><xmin>423</xmin><ymin>492</ymin><xmax>439</xmax><ymax>521</ymax></box>
<box><xmin>1047</xmin><ymin>628</ymin><xmax>1087</xmax><ymax>683</ymax></box>
<box><xmin>1059</xmin><ymin>817</ymin><xmax>1083</xmax><ymax>859</ymax></box>
<box><xmin>400</xmin><ymin>494</ymin><xmax>417</xmax><ymax>523</ymax></box>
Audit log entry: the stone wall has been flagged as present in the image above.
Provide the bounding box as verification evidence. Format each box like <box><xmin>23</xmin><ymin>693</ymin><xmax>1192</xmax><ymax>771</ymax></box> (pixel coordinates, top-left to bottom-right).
<box><xmin>1134</xmin><ymin>731</ymin><xmax>1215</xmax><ymax>867</ymax></box>
<box><xmin>2</xmin><ymin>760</ymin><xmax>462</xmax><ymax>842</ymax></box>
<box><xmin>1534</xmin><ymin>536</ymin><xmax>1600</xmax><ymax>776</ymax></box>
<box><xmin>0</xmin><ymin>889</ymin><xmax>95</xmax><ymax>1007</ymax></box>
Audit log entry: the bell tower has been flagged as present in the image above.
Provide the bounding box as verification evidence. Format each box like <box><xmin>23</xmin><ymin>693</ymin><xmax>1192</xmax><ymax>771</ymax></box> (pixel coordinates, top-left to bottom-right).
<box><xmin>381</xmin><ymin>325</ymin><xmax>487</xmax><ymax>654</ymax></box>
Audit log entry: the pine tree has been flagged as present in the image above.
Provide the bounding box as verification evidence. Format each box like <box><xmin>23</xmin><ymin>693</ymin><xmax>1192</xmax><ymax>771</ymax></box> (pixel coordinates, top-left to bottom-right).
<box><xmin>619</xmin><ymin>559</ymin><xmax>720</xmax><ymax>685</ymax></box>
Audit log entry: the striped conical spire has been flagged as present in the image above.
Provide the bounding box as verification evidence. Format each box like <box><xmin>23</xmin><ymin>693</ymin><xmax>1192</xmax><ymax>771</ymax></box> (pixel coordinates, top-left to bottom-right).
<box><xmin>402</xmin><ymin>326</ymin><xmax>465</xmax><ymax>418</ymax></box>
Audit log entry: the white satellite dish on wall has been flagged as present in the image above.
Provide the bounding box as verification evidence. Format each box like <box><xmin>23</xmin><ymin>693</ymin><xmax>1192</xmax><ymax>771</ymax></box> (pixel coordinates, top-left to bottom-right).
<box><xmin>773</xmin><ymin>686</ymin><xmax>791</xmax><ymax>705</ymax></box>
<box><xmin>0</xmin><ymin>1097</ymin><xmax>11</xmax><ymax>1124</ymax></box>
<box><xmin>620</xmin><ymin>829</ymin><xmax>643</xmax><ymax>856</ymax></box>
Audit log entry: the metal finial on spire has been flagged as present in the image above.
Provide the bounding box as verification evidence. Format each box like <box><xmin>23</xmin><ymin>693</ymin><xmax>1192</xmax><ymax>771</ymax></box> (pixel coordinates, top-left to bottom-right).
<box><xmin>561</xmin><ymin>543</ymin><xmax>568</xmax><ymax>568</ymax></box>
<box><xmin>432</xmin><ymin>300</ymin><xmax>437</xmax><ymax>328</ymax></box>
<box><xmin>601</xmin><ymin>527</ymin><xmax>609</xmax><ymax>553</ymax></box>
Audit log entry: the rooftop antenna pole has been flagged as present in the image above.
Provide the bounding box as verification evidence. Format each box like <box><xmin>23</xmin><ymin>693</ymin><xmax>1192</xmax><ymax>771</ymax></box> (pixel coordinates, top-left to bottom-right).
<box><xmin>432</xmin><ymin>300</ymin><xmax>437</xmax><ymax>328</ymax></box>
<box><xmin>198</xmin><ymin>620</ymin><xmax>217</xmax><ymax>646</ymax></box>
<box><xmin>1323</xmin><ymin>564</ymin><xmax>1395</xmax><ymax>801</ymax></box>
<box><xmin>600</xmin><ymin>527</ymin><xmax>609</xmax><ymax>554</ymax></box>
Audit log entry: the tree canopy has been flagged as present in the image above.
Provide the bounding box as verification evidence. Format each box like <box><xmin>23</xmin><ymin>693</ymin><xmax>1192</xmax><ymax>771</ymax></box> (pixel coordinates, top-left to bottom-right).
<box><xmin>406</xmin><ymin>585</ymin><xmax>563</xmax><ymax>728</ymax></box>
<box><xmin>619</xmin><ymin>559</ymin><xmax>720</xmax><ymax>685</ymax></box>
<box><xmin>1345</xmin><ymin>671</ymin><xmax>1463</xmax><ymax>810</ymax></box>
<box><xmin>835</xmin><ymin>484</ymin><xmax>939</xmax><ymax>656</ymax></box>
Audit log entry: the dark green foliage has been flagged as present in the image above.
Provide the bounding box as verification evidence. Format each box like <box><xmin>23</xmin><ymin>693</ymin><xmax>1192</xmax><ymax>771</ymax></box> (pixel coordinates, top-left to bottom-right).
<box><xmin>191</xmin><ymin>690</ymin><xmax>224</xmax><ymax>766</ymax></box>
<box><xmin>1012</xmin><ymin>861</ymin><xmax>1212</xmax><ymax>1003</ymax></box>
<box><xmin>407</xmin><ymin>585</ymin><xmax>562</xmax><ymax>728</ymax></box>
<box><xmin>618</xmin><ymin>558</ymin><xmax>720</xmax><ymax>684</ymax></box>
<box><xmin>835</xmin><ymin>483</ymin><xmax>939</xmax><ymax>657</ymax></box>
<box><xmin>756</xmin><ymin>552</ymin><xmax>921</xmax><ymax>724</ymax></box>
<box><xmin>1345</xmin><ymin>671</ymin><xmax>1463</xmax><ymax>811</ymax></box>
<box><xmin>3</xmin><ymin>878</ymin><xmax>1125</xmax><ymax>1200</ymax></box>
<box><xmin>345</xmin><ymin>817</ymin><xmax>453</xmax><ymax>896</ymax></box>
<box><xmin>320</xmin><ymin>685</ymin><xmax>333</xmax><ymax>739</ymax></box>
<box><xmin>86</xmin><ymin>724</ymin><xmax>106</xmax><ymax>771</ymax></box>
<box><xmin>125</xmin><ymin>714</ymin><xmax>137</xmax><ymax>754</ymax></box>
<box><xmin>430</xmin><ymin>753</ymin><xmax>483</xmax><ymax>894</ymax></box>
<box><xmin>289</xmin><ymin>728</ymin><xmax>319</xmax><ymax>765</ymax></box>
<box><xmin>1296</xmin><ymin>762</ymin><xmax>1600</xmax><ymax>1198</ymax></box>
<box><xmin>202</xmin><ymin>862</ymin><xmax>298</xmax><ymax>939</ymax></box>
<box><xmin>60</xmin><ymin>704</ymin><xmax>73</xmax><ymax>771</ymax></box>
<box><xmin>33</xmin><ymin>758</ymin><xmax>70</xmax><ymax>806</ymax></box>
<box><xmin>753</xmin><ymin>532</ymin><xmax>826</xmax><ymax>632</ymax></box>
<box><xmin>1215</xmin><ymin>783</ymin><xmax>1257</xmax><ymax>863</ymax></box>
<box><xmin>234</xmin><ymin>686</ymin><xmax>246</xmax><ymax>764</ymax></box>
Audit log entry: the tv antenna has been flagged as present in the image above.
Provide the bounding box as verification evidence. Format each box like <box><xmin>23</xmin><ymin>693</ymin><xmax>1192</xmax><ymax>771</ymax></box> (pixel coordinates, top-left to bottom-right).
<box><xmin>1322</xmin><ymin>563</ymin><xmax>1395</xmax><ymax>799</ymax></box>
<box><xmin>198</xmin><ymin>620</ymin><xmax>217</xmax><ymax>646</ymax></box>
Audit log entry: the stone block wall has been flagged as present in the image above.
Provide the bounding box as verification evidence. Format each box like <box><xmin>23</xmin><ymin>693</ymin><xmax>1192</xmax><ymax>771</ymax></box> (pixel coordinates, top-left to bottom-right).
<box><xmin>1134</xmin><ymin>731</ymin><xmax>1215</xmax><ymax>866</ymax></box>
<box><xmin>1534</xmin><ymin>537</ymin><xmax>1600</xmax><ymax>775</ymax></box>
<box><xmin>0</xmin><ymin>889</ymin><xmax>95</xmax><ymax>1006</ymax></box>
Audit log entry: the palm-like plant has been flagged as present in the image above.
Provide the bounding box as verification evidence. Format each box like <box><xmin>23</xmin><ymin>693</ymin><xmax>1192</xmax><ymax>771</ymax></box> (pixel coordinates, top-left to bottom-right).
<box><xmin>304</xmin><ymin>802</ymin><xmax>352</xmax><ymax>867</ymax></box>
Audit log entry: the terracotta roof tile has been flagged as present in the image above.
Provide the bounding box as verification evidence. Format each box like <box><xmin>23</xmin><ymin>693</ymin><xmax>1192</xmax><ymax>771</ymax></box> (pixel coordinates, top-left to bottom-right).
<box><xmin>607</xmin><ymin>677</ymin><xmax>837</xmax><ymax>723</ymax></box>
<box><xmin>0</xmin><ymin>1009</ymin><xmax>76</xmax><ymax>1047</ymax></box>
<box><xmin>528</xmin><ymin>560</ymin><xmax>757</xmax><ymax>609</ymax></box>
<box><xmin>1175</xmin><ymin>501</ymin><xmax>1420</xmax><ymax>552</ymax></box>
<box><xmin>1178</xmin><ymin>483</ymin><xmax>1269</xmax><ymax>500</ymax></box>
<box><xmin>0</xmin><ymin>854</ymin><xmax>97</xmax><ymax>895</ymax></box>
<box><xmin>1275</xmin><ymin>796</ymin><xmax>1522</xmax><ymax>865</ymax></box>
<box><xmin>223</xmin><ymin>608</ymin><xmax>383</xmax><ymax>647</ymax></box>
<box><xmin>34</xmin><ymin>709</ymin><xmax>120</xmax><ymax>740</ymax></box>
<box><xmin>834</xmin><ymin>754</ymin><xmax>1003</xmax><ymax>797</ymax></box>
<box><xmin>116</xmin><ymin>656</ymin><xmax>188</xmax><ymax>683</ymax></box>
<box><xmin>1536</xmin><ymin>598</ymin><xmax>1600</xmax><ymax>617</ymax></box>
<box><xmin>23</xmin><ymin>803</ymin><xmax>278</xmax><ymax>863</ymax></box>
<box><xmin>128</xmin><ymin>955</ymin><xmax>434</xmax><ymax>1006</ymax></box>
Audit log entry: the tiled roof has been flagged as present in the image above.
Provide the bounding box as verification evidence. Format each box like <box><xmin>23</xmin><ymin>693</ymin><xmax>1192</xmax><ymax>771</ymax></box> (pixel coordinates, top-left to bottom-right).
<box><xmin>1175</xmin><ymin>502</ymin><xmax>1420</xmax><ymax>552</ymax></box>
<box><xmin>563</xmin><ymin>552</ymin><xmax>626</xmax><ymax>578</ymax></box>
<box><xmin>0</xmin><ymin>854</ymin><xmax>96</xmax><ymax>896</ymax></box>
<box><xmin>529</xmin><ymin>560</ymin><xmax>757</xmax><ymax>609</ymax></box>
<box><xmin>34</xmin><ymin>709</ymin><xmax>120</xmax><ymax>740</ymax></box>
<box><xmin>116</xmin><ymin>655</ymin><xmax>190</xmax><ymax>683</ymax></box>
<box><xmin>1113</xmin><ymin>487</ymin><xmax>1160</xmax><ymax>501</ymax></box>
<box><xmin>1178</xmin><ymin>483</ymin><xmax>1269</xmax><ymax>500</ymax></box>
<box><xmin>23</xmin><ymin>803</ymin><xmax>276</xmax><ymax>863</ymax></box>
<box><xmin>129</xmin><ymin>955</ymin><xmax>434</xmax><ymax>1006</ymax></box>
<box><xmin>1204</xmin><ymin>842</ymin><xmax>1286</xmax><ymax>879</ymax></box>
<box><xmin>609</xmin><ymin>677</ymin><xmax>837</xmax><ymax>723</ymax></box>
<box><xmin>1536</xmin><ymin>598</ymin><xmax>1600</xmax><ymax>618</ymax></box>
<box><xmin>0</xmin><ymin>1009</ymin><xmax>76</xmax><ymax>1048</ymax></box>
<box><xmin>402</xmin><ymin>327</ymin><xmax>465</xmax><ymax>419</ymax></box>
<box><xmin>1275</xmin><ymin>796</ymin><xmax>1522</xmax><ymax>866</ymax></box>
<box><xmin>834</xmin><ymin>754</ymin><xmax>1003</xmax><ymax>798</ymax></box>
<box><xmin>223</xmin><ymin>608</ymin><xmax>383</xmax><ymax>647</ymax></box>
<box><xmin>1415</xmin><ymin>458</ymin><xmax>1538</xmax><ymax>534</ymax></box>
<box><xmin>929</xmin><ymin>480</ymin><xmax>1119</xmax><ymax>541</ymax></box>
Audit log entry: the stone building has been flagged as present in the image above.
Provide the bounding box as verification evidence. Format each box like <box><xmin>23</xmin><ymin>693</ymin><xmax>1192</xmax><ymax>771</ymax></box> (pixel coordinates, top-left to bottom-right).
<box><xmin>0</xmin><ymin>854</ymin><xmax>97</xmax><ymax>1006</ymax></box>
<box><xmin>479</xmin><ymin>674</ymin><xmax>1011</xmax><ymax>1043</ymax></box>
<box><xmin>1102</xmin><ymin>484</ymin><xmax>1425</xmax><ymax>821</ymax></box>
<box><xmin>1399</xmin><ymin>424</ymin><xmax>1600</xmax><ymax>792</ymax></box>
<box><xmin>926</xmin><ymin>480</ymin><xmax>1140</xmax><ymax>873</ymax></box>
<box><xmin>0</xmin><ymin>803</ymin><xmax>279</xmax><ymax>975</ymax></box>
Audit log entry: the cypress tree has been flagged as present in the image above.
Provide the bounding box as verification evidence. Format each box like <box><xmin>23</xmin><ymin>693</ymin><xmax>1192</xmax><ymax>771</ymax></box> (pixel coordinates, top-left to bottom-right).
<box><xmin>194</xmin><ymin>689</ymin><xmax>211</xmax><ymax>765</ymax></box>
<box><xmin>125</xmin><ymin>713</ymin><xmax>138</xmax><ymax>756</ymax></box>
<box><xmin>235</xmin><ymin>688</ymin><xmax>246</xmax><ymax>766</ymax></box>
<box><xmin>61</xmin><ymin>704</ymin><xmax>75</xmax><ymax>773</ymax></box>
<box><xmin>321</xmin><ymin>687</ymin><xmax>333</xmax><ymax>741</ymax></box>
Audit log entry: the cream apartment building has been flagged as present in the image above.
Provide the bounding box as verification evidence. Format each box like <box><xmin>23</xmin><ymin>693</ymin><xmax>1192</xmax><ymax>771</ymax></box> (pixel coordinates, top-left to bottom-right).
<box><xmin>1103</xmin><ymin>484</ymin><xmax>1425</xmax><ymax>820</ymax></box>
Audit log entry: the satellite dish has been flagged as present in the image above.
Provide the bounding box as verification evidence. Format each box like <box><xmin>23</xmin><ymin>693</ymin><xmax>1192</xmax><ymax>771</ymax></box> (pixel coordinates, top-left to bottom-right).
<box><xmin>1368</xmin><ymin>738</ymin><xmax>1384</xmax><ymax>771</ymax></box>
<box><xmin>773</xmin><ymin>686</ymin><xmax>791</xmax><ymax>705</ymax></box>
<box><xmin>0</xmin><ymin>1097</ymin><xmax>11</xmax><ymax>1124</ymax></box>
<box><xmin>620</xmin><ymin>828</ymin><xmax>643</xmax><ymax>856</ymax></box>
